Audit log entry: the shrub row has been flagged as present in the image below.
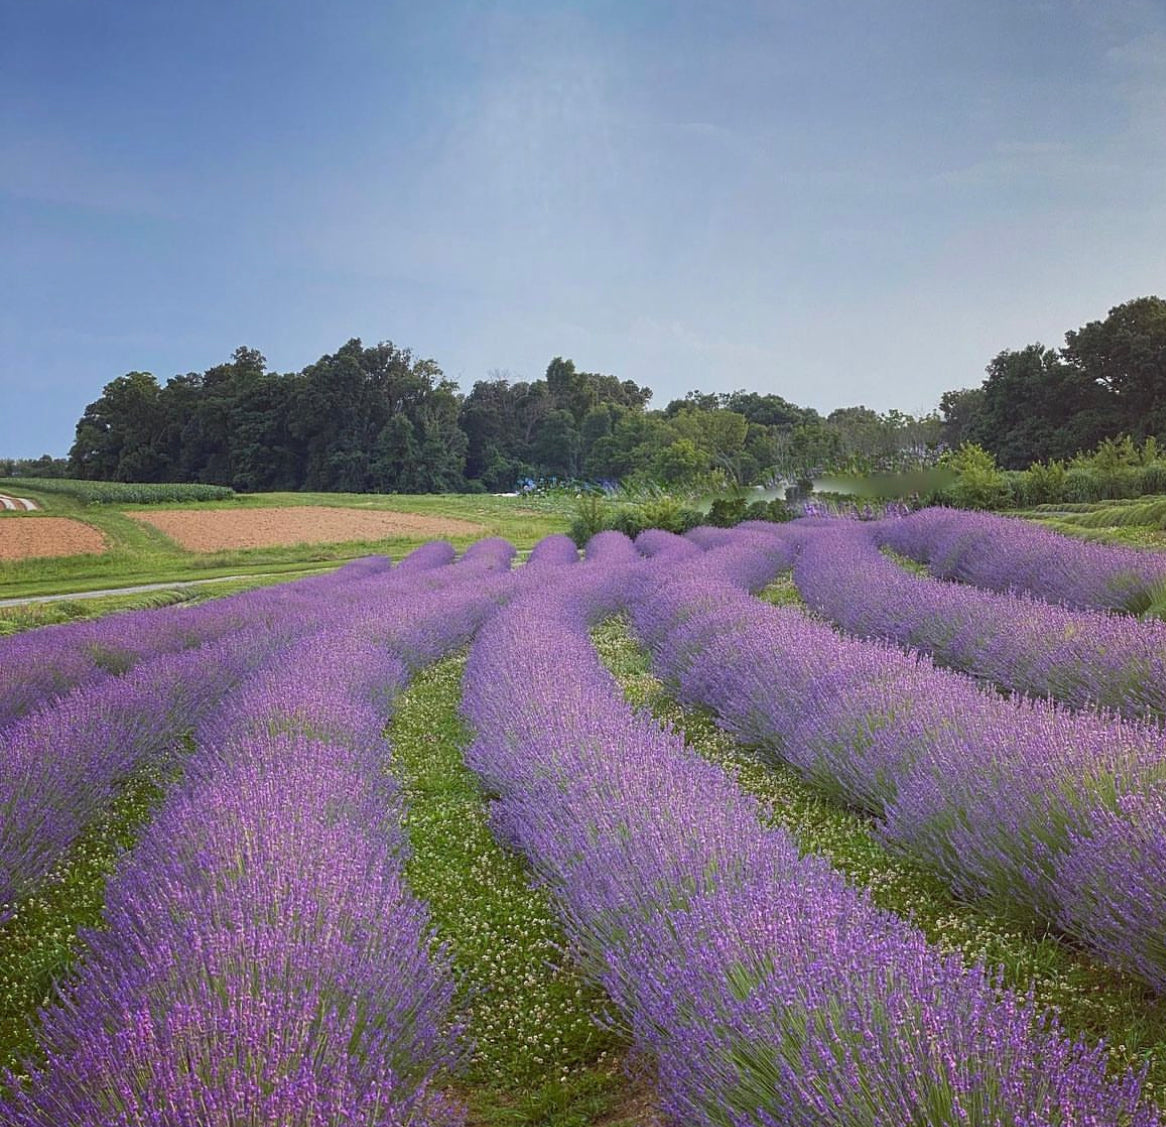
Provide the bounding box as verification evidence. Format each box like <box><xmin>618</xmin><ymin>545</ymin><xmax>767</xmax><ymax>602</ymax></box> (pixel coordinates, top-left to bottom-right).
<box><xmin>0</xmin><ymin>478</ymin><xmax>235</xmax><ymax>505</ymax></box>
<box><xmin>792</xmin><ymin>519</ymin><xmax>1166</xmax><ymax>723</ymax></box>
<box><xmin>460</xmin><ymin>536</ymin><xmax>1156</xmax><ymax>1124</ymax></box>
<box><xmin>634</xmin><ymin>528</ymin><xmax>1166</xmax><ymax>992</ymax></box>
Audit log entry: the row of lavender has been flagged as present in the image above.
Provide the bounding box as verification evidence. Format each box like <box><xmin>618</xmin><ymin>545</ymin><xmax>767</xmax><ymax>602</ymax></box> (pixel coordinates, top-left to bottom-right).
<box><xmin>876</xmin><ymin>507</ymin><xmax>1166</xmax><ymax>612</ymax></box>
<box><xmin>632</xmin><ymin>526</ymin><xmax>1166</xmax><ymax>994</ymax></box>
<box><xmin>0</xmin><ymin>556</ymin><xmax>444</xmax><ymax>917</ymax></box>
<box><xmin>786</xmin><ymin>519</ymin><xmax>1166</xmax><ymax>722</ymax></box>
<box><xmin>3</xmin><ymin>542</ymin><xmax>518</xmax><ymax>1125</ymax></box>
<box><xmin>4</xmin><ymin>523</ymin><xmax>1163</xmax><ymax>1122</ymax></box>
<box><xmin>0</xmin><ymin>556</ymin><xmax>394</xmax><ymax>730</ymax></box>
<box><xmin>461</xmin><ymin>531</ymin><xmax>1157</xmax><ymax>1125</ymax></box>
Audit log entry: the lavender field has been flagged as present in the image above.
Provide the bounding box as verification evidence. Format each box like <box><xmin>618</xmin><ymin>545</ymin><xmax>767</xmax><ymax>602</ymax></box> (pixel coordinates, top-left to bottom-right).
<box><xmin>2</xmin><ymin>511</ymin><xmax>1166</xmax><ymax>1125</ymax></box>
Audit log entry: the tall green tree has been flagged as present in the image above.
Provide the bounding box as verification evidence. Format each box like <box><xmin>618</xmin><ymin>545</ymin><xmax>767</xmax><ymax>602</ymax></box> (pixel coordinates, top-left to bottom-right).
<box><xmin>1062</xmin><ymin>296</ymin><xmax>1166</xmax><ymax>439</ymax></box>
<box><xmin>69</xmin><ymin>371</ymin><xmax>168</xmax><ymax>480</ymax></box>
<box><xmin>971</xmin><ymin>344</ymin><xmax>1114</xmax><ymax>469</ymax></box>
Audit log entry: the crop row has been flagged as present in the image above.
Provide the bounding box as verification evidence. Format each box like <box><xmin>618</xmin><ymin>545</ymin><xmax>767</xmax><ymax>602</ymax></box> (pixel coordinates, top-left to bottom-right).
<box><xmin>461</xmin><ymin>530</ymin><xmax>1155</xmax><ymax>1125</ymax></box>
<box><xmin>3</xmin><ymin>522</ymin><xmax>1164</xmax><ymax>1122</ymax></box>
<box><xmin>0</xmin><ymin>478</ymin><xmax>236</xmax><ymax>505</ymax></box>
<box><xmin>876</xmin><ymin>507</ymin><xmax>1166</xmax><ymax>612</ymax></box>
<box><xmin>0</xmin><ymin>555</ymin><xmax>453</xmax><ymax>914</ymax></box>
<box><xmin>0</xmin><ymin>554</ymin><xmax>397</xmax><ymax>729</ymax></box>
<box><xmin>2</xmin><ymin>543</ymin><xmax>520</xmax><ymax>1125</ymax></box>
<box><xmin>787</xmin><ymin>519</ymin><xmax>1166</xmax><ymax>722</ymax></box>
<box><xmin>630</xmin><ymin>526</ymin><xmax>1166</xmax><ymax>993</ymax></box>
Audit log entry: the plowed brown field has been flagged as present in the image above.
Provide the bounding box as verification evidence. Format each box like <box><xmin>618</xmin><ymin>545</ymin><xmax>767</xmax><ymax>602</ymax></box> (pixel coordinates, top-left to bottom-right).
<box><xmin>0</xmin><ymin>517</ymin><xmax>107</xmax><ymax>560</ymax></box>
<box><xmin>127</xmin><ymin>506</ymin><xmax>484</xmax><ymax>552</ymax></box>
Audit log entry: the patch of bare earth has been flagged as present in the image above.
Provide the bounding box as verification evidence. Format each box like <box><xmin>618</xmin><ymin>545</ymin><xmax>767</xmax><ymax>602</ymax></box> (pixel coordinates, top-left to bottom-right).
<box><xmin>0</xmin><ymin>517</ymin><xmax>107</xmax><ymax>560</ymax></box>
<box><xmin>126</xmin><ymin>506</ymin><xmax>485</xmax><ymax>552</ymax></box>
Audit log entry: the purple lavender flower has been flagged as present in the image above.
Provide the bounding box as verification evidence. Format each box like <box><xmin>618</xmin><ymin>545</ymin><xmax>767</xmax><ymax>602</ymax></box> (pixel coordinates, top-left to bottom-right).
<box><xmin>459</xmin><ymin>559</ymin><xmax>1158</xmax><ymax>1124</ymax></box>
<box><xmin>876</xmin><ymin>507</ymin><xmax>1166</xmax><ymax>612</ymax></box>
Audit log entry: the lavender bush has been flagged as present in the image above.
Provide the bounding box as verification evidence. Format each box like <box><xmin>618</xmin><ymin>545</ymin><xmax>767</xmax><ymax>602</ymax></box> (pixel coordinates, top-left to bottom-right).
<box><xmin>632</xmin><ymin>533</ymin><xmax>1166</xmax><ymax>990</ymax></box>
<box><xmin>0</xmin><ymin>553</ymin><xmax>414</xmax><ymax>729</ymax></box>
<box><xmin>2</xmin><ymin>549</ymin><xmax>523</xmax><ymax>1125</ymax></box>
<box><xmin>460</xmin><ymin>556</ymin><xmax>1157</xmax><ymax>1125</ymax></box>
<box><xmin>792</xmin><ymin>520</ymin><xmax>1166</xmax><ymax>722</ymax></box>
<box><xmin>876</xmin><ymin>507</ymin><xmax>1166</xmax><ymax>612</ymax></box>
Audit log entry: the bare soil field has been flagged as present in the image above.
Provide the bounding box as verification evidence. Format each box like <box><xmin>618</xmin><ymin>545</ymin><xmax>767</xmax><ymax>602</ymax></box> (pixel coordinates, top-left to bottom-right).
<box><xmin>126</xmin><ymin>505</ymin><xmax>485</xmax><ymax>551</ymax></box>
<box><xmin>0</xmin><ymin>517</ymin><xmax>107</xmax><ymax>560</ymax></box>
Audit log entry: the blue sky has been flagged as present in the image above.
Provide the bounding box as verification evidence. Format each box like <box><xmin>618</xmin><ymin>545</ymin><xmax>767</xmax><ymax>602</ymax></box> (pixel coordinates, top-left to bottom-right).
<box><xmin>2</xmin><ymin>0</ymin><xmax>1164</xmax><ymax>457</ymax></box>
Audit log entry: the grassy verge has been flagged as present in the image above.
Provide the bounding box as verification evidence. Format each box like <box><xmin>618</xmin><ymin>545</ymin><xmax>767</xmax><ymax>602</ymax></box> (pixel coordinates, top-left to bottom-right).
<box><xmin>0</xmin><ymin>758</ymin><xmax>178</xmax><ymax>1079</ymax></box>
<box><xmin>388</xmin><ymin>656</ymin><xmax>654</xmax><ymax>1127</ymax></box>
<box><xmin>592</xmin><ymin>616</ymin><xmax>1166</xmax><ymax>1109</ymax></box>
<box><xmin>0</xmin><ymin>489</ymin><xmax>568</xmax><ymax>600</ymax></box>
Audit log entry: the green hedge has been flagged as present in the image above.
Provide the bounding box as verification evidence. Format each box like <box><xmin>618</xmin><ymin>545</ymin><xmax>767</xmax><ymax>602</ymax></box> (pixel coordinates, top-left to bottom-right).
<box><xmin>0</xmin><ymin>478</ymin><xmax>235</xmax><ymax>505</ymax></box>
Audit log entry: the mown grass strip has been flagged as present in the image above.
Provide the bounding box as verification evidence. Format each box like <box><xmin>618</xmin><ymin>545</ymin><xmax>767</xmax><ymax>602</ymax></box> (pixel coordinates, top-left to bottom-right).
<box><xmin>592</xmin><ymin>615</ymin><xmax>1166</xmax><ymax>1109</ymax></box>
<box><xmin>388</xmin><ymin>655</ymin><xmax>653</xmax><ymax>1127</ymax></box>
<box><xmin>0</xmin><ymin>757</ymin><xmax>177</xmax><ymax>1078</ymax></box>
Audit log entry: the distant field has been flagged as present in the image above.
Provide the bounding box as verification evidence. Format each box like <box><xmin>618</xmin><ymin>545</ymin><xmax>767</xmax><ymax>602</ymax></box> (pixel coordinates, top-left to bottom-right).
<box><xmin>0</xmin><ymin>486</ymin><xmax>568</xmax><ymax>601</ymax></box>
<box><xmin>0</xmin><ymin>516</ymin><xmax>107</xmax><ymax>561</ymax></box>
<box><xmin>126</xmin><ymin>505</ymin><xmax>483</xmax><ymax>551</ymax></box>
<box><xmin>0</xmin><ymin>477</ymin><xmax>236</xmax><ymax>505</ymax></box>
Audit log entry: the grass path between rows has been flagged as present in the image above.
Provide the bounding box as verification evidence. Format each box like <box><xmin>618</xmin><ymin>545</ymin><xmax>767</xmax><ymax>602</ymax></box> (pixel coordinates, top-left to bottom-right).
<box><xmin>0</xmin><ymin>757</ymin><xmax>177</xmax><ymax>1080</ymax></box>
<box><xmin>591</xmin><ymin>611</ymin><xmax>1166</xmax><ymax>1112</ymax></box>
<box><xmin>388</xmin><ymin>655</ymin><xmax>657</xmax><ymax>1127</ymax></box>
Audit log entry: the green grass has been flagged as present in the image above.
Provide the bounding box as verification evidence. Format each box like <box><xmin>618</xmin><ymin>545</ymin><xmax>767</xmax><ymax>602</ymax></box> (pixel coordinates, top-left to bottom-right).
<box><xmin>591</xmin><ymin>615</ymin><xmax>1166</xmax><ymax>1110</ymax></box>
<box><xmin>0</xmin><ymin>489</ymin><xmax>568</xmax><ymax>600</ymax></box>
<box><xmin>0</xmin><ymin>757</ymin><xmax>179</xmax><ymax>1081</ymax></box>
<box><xmin>388</xmin><ymin>656</ymin><xmax>650</xmax><ymax>1127</ymax></box>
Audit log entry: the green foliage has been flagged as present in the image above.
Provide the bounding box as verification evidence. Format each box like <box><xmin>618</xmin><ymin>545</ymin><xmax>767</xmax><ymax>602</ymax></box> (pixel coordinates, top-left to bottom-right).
<box><xmin>1010</xmin><ymin>459</ymin><xmax>1067</xmax><ymax>507</ymax></box>
<box><xmin>567</xmin><ymin>487</ymin><xmax>795</xmax><ymax>545</ymax></box>
<box><xmin>968</xmin><ymin>436</ymin><xmax>1166</xmax><ymax>511</ymax></box>
<box><xmin>936</xmin><ymin>443</ymin><xmax>1011</xmax><ymax>510</ymax></box>
<box><xmin>633</xmin><ymin>495</ymin><xmax>703</xmax><ymax>535</ymax></box>
<box><xmin>938</xmin><ymin>295</ymin><xmax>1166</xmax><ymax>472</ymax></box>
<box><xmin>747</xmin><ymin>497</ymin><xmax>795</xmax><ymax>522</ymax></box>
<box><xmin>706</xmin><ymin>496</ymin><xmax>748</xmax><ymax>527</ymax></box>
<box><xmin>569</xmin><ymin>494</ymin><xmax>610</xmax><ymax>546</ymax></box>
<box><xmin>566</xmin><ymin>493</ymin><xmax>705</xmax><ymax>546</ymax></box>
<box><xmin>1064</xmin><ymin>296</ymin><xmax>1166</xmax><ymax>439</ymax></box>
<box><xmin>0</xmin><ymin>477</ymin><xmax>234</xmax><ymax>505</ymax></box>
<box><xmin>0</xmin><ymin>456</ymin><xmax>70</xmax><ymax>479</ymax></box>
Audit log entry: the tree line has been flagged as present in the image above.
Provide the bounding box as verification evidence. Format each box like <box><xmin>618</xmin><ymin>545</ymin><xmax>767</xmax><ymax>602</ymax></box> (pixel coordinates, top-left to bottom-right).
<box><xmin>16</xmin><ymin>294</ymin><xmax>1160</xmax><ymax>495</ymax></box>
<box><xmin>937</xmin><ymin>296</ymin><xmax>1166</xmax><ymax>469</ymax></box>
<box><xmin>59</xmin><ymin>341</ymin><xmax>941</xmax><ymax>494</ymax></box>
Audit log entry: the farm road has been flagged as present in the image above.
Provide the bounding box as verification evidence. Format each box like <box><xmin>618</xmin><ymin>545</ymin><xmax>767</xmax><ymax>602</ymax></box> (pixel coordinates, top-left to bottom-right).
<box><xmin>0</xmin><ymin>574</ymin><xmax>281</xmax><ymax>608</ymax></box>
